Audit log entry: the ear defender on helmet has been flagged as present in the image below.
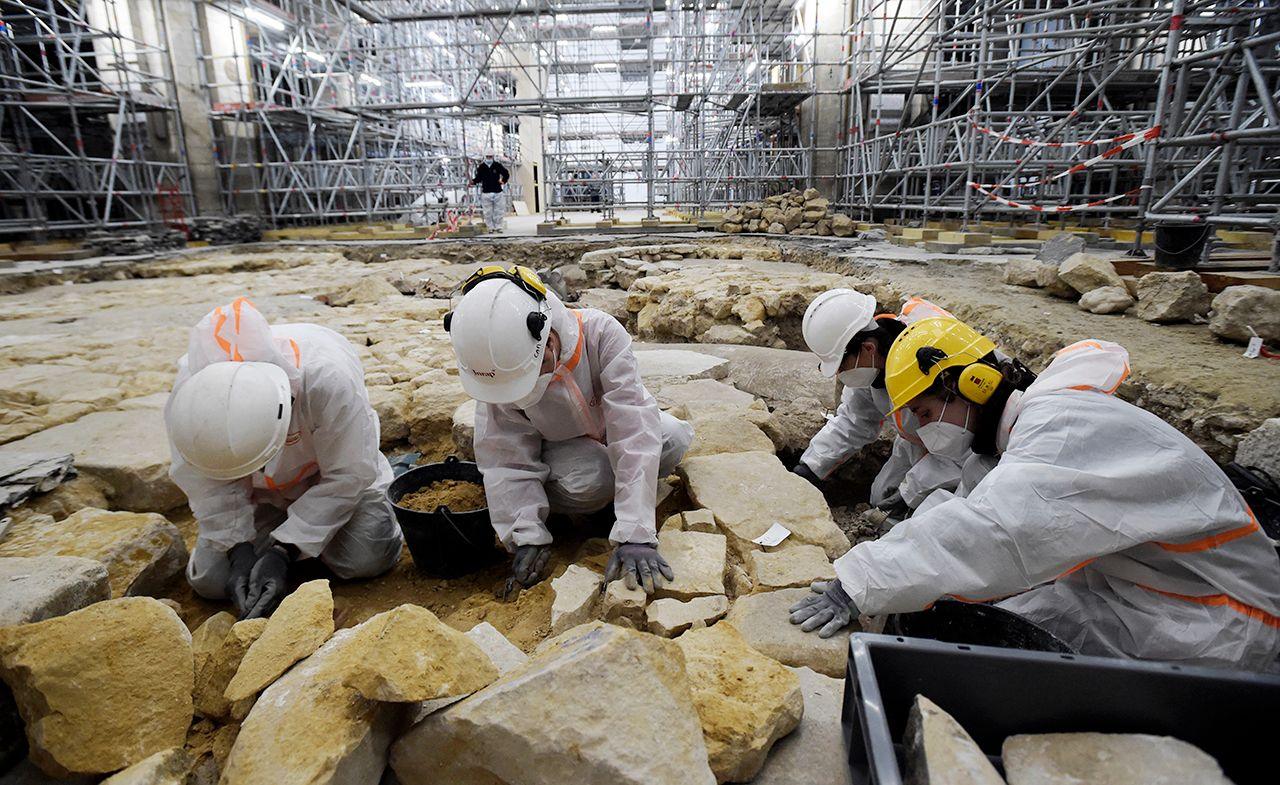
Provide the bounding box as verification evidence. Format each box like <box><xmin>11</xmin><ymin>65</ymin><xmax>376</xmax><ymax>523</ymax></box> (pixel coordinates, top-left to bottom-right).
<box><xmin>443</xmin><ymin>312</ymin><xmax>453</xmax><ymax>332</ymax></box>
<box><xmin>957</xmin><ymin>363</ymin><xmax>1002</xmax><ymax>404</ymax></box>
<box><xmin>526</xmin><ymin>311</ymin><xmax>547</xmax><ymax>340</ymax></box>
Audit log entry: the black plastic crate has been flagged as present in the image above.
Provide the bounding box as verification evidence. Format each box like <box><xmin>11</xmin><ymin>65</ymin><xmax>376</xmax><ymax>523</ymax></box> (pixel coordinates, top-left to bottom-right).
<box><xmin>842</xmin><ymin>632</ymin><xmax>1280</xmax><ymax>785</ymax></box>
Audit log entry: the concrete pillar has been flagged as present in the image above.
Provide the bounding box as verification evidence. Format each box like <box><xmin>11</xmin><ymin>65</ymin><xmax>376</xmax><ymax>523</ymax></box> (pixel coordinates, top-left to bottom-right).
<box><xmin>162</xmin><ymin>0</ymin><xmax>224</xmax><ymax>215</ymax></box>
<box><xmin>797</xmin><ymin>0</ymin><xmax>849</xmax><ymax>199</ymax></box>
<box><xmin>510</xmin><ymin>46</ymin><xmax>546</xmax><ymax>215</ymax></box>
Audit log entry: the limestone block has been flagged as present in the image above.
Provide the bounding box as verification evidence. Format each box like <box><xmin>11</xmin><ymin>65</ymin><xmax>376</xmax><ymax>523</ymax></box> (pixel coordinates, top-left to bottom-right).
<box><xmin>767</xmin><ymin>222</ymin><xmax>786</xmax><ymax>234</ymax></box>
<box><xmin>680</xmin><ymin>451</ymin><xmax>849</xmax><ymax>560</ymax></box>
<box><xmin>749</xmin><ymin>544</ymin><xmax>836</xmax><ymax>591</ymax></box>
<box><xmin>655</xmin><ymin>529</ymin><xmax>727</xmax><ymax>601</ymax></box>
<box><xmin>325</xmin><ymin>274</ymin><xmax>402</xmax><ymax>306</ymax></box>
<box><xmin>550</xmin><ymin>564</ymin><xmax>604</xmax><ymax>635</ymax></box>
<box><xmin>723</xmin><ymin>589</ymin><xmax>849</xmax><ymax>677</ymax></box>
<box><xmin>406</xmin><ymin>370</ymin><xmax>470</xmax><ymax>459</ymax></box>
<box><xmin>465</xmin><ymin>622</ymin><xmax>529</xmax><ymax>676</ymax></box>
<box><xmin>831</xmin><ymin>215</ymin><xmax>855</xmax><ymax>237</ymax></box>
<box><xmin>220</xmin><ymin>622</ymin><xmax>406</xmax><ymax>785</ymax></box>
<box><xmin>753</xmin><ymin>667</ymin><xmax>854</xmax><ymax>785</ymax></box>
<box><xmin>190</xmin><ymin>612</ymin><xmax>235</xmax><ymax>674</ymax></box>
<box><xmin>1036</xmin><ymin>232</ymin><xmax>1086</xmax><ymax>266</ymax></box>
<box><xmin>1078</xmin><ymin>286</ymin><xmax>1135</xmax><ymax>315</ymax></box>
<box><xmin>576</xmin><ymin>288</ymin><xmax>632</xmax><ymax>324</ymax></box>
<box><xmin>100</xmin><ymin>748</ymin><xmax>190</xmax><ymax>785</ymax></box>
<box><xmin>224</xmin><ymin>580</ymin><xmax>334</xmax><ymax>703</ymax></box>
<box><xmin>646</xmin><ymin>596</ymin><xmax>730</xmax><ymax>638</ymax></box>
<box><xmin>0</xmin><ymin>555</ymin><xmax>109</xmax><ymax>627</ymax></box>
<box><xmin>0</xmin><ymin>508</ymin><xmax>187</xmax><ymax>599</ymax></box>
<box><xmin>683</xmin><ymin>508</ymin><xmax>718</xmax><ymax>533</ymax></box>
<box><xmin>340</xmin><ymin>604</ymin><xmax>498</xmax><ymax>702</ymax></box>
<box><xmin>686</xmin><ymin>414</ymin><xmax>777</xmax><ymax>457</ymax></box>
<box><xmin>1058</xmin><ymin>253</ymin><xmax>1124</xmax><ymax>294</ymax></box>
<box><xmin>1034</xmin><ymin>263</ymin><xmax>1077</xmax><ymax>299</ymax></box>
<box><xmin>1134</xmin><ymin>271</ymin><xmax>1211</xmax><ymax>323</ymax></box>
<box><xmin>451</xmin><ymin>398</ymin><xmax>477</xmax><ymax>460</ymax></box>
<box><xmin>1209</xmin><ymin>285</ymin><xmax>1280</xmax><ymax>343</ymax></box>
<box><xmin>1003</xmin><ymin>258</ymin><xmax>1045</xmax><ymax>287</ymax></box>
<box><xmin>904</xmin><ymin>695</ymin><xmax>1004</xmax><ymax>785</ymax></box>
<box><xmin>0</xmin><ymin>405</ymin><xmax>182</xmax><ymax>512</ymax></box>
<box><xmin>601</xmin><ymin>580</ymin><xmax>648</xmax><ymax>627</ymax></box>
<box><xmin>0</xmin><ymin>598</ymin><xmax>193</xmax><ymax>778</ymax></box>
<box><xmin>635</xmin><ymin>349</ymin><xmax>730</xmax><ymax>383</ymax></box>
<box><xmin>677</xmin><ymin>623</ymin><xmax>802</xmax><ymax>783</ymax></box>
<box><xmin>762</xmin><ymin>397</ymin><xmax>828</xmax><ymax>453</ymax></box>
<box><xmin>194</xmin><ymin>617</ymin><xmax>268</xmax><ymax>720</ymax></box>
<box><xmin>728</xmin><ymin>564</ymin><xmax>753</xmax><ymax>596</ymax></box>
<box><xmin>1002</xmin><ymin>732</ymin><xmax>1231</xmax><ymax>785</ymax></box>
<box><xmin>367</xmin><ymin>386</ymin><xmax>411</xmax><ymax>447</ymax></box>
<box><xmin>1236</xmin><ymin>418</ymin><xmax>1280</xmax><ymax>481</ymax></box>
<box><xmin>390</xmin><ymin>621</ymin><xmax>716</xmax><ymax>785</ymax></box>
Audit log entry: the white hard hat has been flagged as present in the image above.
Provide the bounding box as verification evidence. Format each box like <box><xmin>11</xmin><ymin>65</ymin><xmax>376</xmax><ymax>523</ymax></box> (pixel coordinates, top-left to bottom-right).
<box><xmin>448</xmin><ymin>278</ymin><xmax>551</xmax><ymax>404</ymax></box>
<box><xmin>802</xmin><ymin>288</ymin><xmax>878</xmax><ymax>377</ymax></box>
<box><xmin>168</xmin><ymin>361</ymin><xmax>292</xmax><ymax>481</ymax></box>
<box><xmin>483</xmin><ymin>148</ymin><xmax>496</xmax><ymax>157</ymax></box>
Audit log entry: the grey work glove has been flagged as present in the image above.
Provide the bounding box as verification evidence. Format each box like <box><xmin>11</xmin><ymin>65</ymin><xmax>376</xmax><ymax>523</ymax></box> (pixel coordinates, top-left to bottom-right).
<box><xmin>789</xmin><ymin>579</ymin><xmax>857</xmax><ymax>638</ymax></box>
<box><xmin>792</xmin><ymin>463</ymin><xmax>821</xmax><ymax>486</ymax></box>
<box><xmin>605</xmin><ymin>542</ymin><xmax>674</xmax><ymax>595</ymax></box>
<box><xmin>225</xmin><ymin>542</ymin><xmax>257</xmax><ymax>617</ymax></box>
<box><xmin>511</xmin><ymin>543</ymin><xmax>552</xmax><ymax>589</ymax></box>
<box><xmin>241</xmin><ymin>544</ymin><xmax>291</xmax><ymax>620</ymax></box>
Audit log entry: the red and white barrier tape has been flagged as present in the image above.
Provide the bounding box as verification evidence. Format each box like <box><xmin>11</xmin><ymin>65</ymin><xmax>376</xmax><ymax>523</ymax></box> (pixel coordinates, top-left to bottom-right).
<box><xmin>971</xmin><ymin>115</ymin><xmax>1161</xmax><ymax>149</ymax></box>
<box><xmin>967</xmin><ymin>183</ymin><xmax>1149</xmax><ymax>212</ymax></box>
<box><xmin>972</xmin><ymin>126</ymin><xmax>1160</xmax><ymax>189</ymax></box>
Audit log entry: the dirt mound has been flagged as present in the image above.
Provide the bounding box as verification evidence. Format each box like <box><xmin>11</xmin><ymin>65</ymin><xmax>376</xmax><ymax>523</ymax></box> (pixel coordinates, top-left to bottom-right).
<box><xmin>398</xmin><ymin>480</ymin><xmax>487</xmax><ymax>512</ymax></box>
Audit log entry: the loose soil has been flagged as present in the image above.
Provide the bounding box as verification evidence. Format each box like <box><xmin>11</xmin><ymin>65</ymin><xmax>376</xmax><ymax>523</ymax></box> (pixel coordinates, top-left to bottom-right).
<box><xmin>398</xmin><ymin>479</ymin><xmax>487</xmax><ymax>512</ymax></box>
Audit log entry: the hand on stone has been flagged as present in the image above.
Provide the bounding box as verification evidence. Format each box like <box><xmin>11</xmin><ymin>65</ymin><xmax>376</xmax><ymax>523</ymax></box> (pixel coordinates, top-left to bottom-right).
<box><xmin>792</xmin><ymin>463</ymin><xmax>821</xmax><ymax>486</ymax></box>
<box><xmin>242</xmin><ymin>545</ymin><xmax>291</xmax><ymax>620</ymax></box>
<box><xmin>512</xmin><ymin>544</ymin><xmax>552</xmax><ymax>588</ymax></box>
<box><xmin>225</xmin><ymin>542</ymin><xmax>257</xmax><ymax>617</ymax></box>
<box><xmin>789</xmin><ymin>579</ymin><xmax>857</xmax><ymax>638</ymax></box>
<box><xmin>605</xmin><ymin>542</ymin><xmax>674</xmax><ymax>595</ymax></box>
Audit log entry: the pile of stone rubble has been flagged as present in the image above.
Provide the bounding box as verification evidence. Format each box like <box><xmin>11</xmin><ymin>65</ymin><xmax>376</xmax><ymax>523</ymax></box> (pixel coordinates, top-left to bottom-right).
<box><xmin>1004</xmin><ymin>232</ymin><xmax>1280</xmax><ymax>345</ymax></box>
<box><xmin>85</xmin><ymin>228</ymin><xmax>187</xmax><ymax>256</ymax></box>
<box><xmin>189</xmin><ymin>215</ymin><xmax>264</xmax><ymax>246</ymax></box>
<box><xmin>717</xmin><ymin>188</ymin><xmax>856</xmax><ymax>237</ymax></box>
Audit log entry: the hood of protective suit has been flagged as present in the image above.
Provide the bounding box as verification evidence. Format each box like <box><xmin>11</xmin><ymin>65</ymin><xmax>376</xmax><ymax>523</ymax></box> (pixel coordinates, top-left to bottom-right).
<box><xmin>544</xmin><ymin>290</ymin><xmax>578</xmax><ymax>366</ymax></box>
<box><xmin>996</xmin><ymin>339</ymin><xmax>1129</xmax><ymax>452</ymax></box>
<box><xmin>181</xmin><ymin>297</ymin><xmax>304</xmax><ymax>395</ymax></box>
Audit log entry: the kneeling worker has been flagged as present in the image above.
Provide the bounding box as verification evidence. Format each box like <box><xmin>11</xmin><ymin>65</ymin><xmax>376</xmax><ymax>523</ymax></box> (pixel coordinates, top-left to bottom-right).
<box><xmin>166</xmin><ymin>298</ymin><xmax>403</xmax><ymax>619</ymax></box>
<box><xmin>796</xmin><ymin>290</ymin><xmax>965</xmax><ymax>511</ymax></box>
<box><xmin>447</xmin><ymin>265</ymin><xmax>693</xmax><ymax>594</ymax></box>
<box><xmin>790</xmin><ymin>317</ymin><xmax>1280</xmax><ymax>670</ymax></box>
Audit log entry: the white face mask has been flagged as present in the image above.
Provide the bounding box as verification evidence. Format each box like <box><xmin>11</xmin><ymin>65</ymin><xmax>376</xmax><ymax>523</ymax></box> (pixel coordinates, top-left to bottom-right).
<box><xmin>918</xmin><ymin>399</ymin><xmax>974</xmax><ymax>462</ymax></box>
<box><xmin>513</xmin><ymin>370</ymin><xmax>555</xmax><ymax>409</ymax></box>
<box><xmin>836</xmin><ymin>352</ymin><xmax>878</xmax><ymax>389</ymax></box>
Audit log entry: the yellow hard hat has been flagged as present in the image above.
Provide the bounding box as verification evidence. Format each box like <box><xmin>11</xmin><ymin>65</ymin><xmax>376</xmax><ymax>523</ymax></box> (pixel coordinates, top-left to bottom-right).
<box><xmin>884</xmin><ymin>317</ymin><xmax>999</xmax><ymax>412</ymax></box>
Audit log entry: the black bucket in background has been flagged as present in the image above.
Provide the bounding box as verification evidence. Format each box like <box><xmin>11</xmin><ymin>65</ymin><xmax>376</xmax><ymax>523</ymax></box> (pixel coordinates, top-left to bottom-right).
<box><xmin>885</xmin><ymin>599</ymin><xmax>1074</xmax><ymax>653</ymax></box>
<box><xmin>387</xmin><ymin>456</ymin><xmax>504</xmax><ymax>578</ymax></box>
<box><xmin>1153</xmin><ymin>222</ymin><xmax>1210</xmax><ymax>270</ymax></box>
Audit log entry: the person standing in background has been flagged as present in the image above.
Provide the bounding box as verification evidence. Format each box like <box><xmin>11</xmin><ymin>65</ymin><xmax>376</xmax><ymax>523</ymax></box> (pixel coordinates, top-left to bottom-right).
<box><xmin>472</xmin><ymin>149</ymin><xmax>509</xmax><ymax>232</ymax></box>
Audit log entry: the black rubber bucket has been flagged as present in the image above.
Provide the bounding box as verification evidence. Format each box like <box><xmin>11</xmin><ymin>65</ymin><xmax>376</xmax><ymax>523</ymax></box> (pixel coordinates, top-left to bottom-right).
<box><xmin>885</xmin><ymin>599</ymin><xmax>1075</xmax><ymax>654</ymax></box>
<box><xmin>387</xmin><ymin>456</ymin><xmax>504</xmax><ymax>578</ymax></box>
<box><xmin>1154</xmin><ymin>222</ymin><xmax>1210</xmax><ymax>270</ymax></box>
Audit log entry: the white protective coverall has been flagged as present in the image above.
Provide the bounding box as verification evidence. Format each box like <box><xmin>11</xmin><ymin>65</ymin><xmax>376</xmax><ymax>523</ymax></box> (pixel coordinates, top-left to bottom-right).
<box><xmin>169</xmin><ymin>298</ymin><xmax>403</xmax><ymax>598</ymax></box>
<box><xmin>474</xmin><ymin>294</ymin><xmax>694</xmax><ymax>550</ymax></box>
<box><xmin>798</xmin><ymin>297</ymin><xmax>966</xmax><ymax>508</ymax></box>
<box><xmin>834</xmin><ymin>340</ymin><xmax>1280</xmax><ymax>670</ymax></box>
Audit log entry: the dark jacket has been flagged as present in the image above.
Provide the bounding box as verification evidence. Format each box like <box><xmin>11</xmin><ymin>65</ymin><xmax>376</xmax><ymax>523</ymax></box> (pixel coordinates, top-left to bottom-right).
<box><xmin>472</xmin><ymin>161</ymin><xmax>509</xmax><ymax>193</ymax></box>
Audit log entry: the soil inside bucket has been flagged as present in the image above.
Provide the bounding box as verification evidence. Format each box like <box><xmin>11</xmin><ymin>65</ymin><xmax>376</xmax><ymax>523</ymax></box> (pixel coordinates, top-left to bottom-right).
<box><xmin>399</xmin><ymin>479</ymin><xmax>488</xmax><ymax>512</ymax></box>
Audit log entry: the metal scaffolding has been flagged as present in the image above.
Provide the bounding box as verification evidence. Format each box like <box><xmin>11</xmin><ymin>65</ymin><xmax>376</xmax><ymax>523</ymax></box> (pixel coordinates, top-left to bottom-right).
<box><xmin>835</xmin><ymin>0</ymin><xmax>1280</xmax><ymax>235</ymax></box>
<box><xmin>0</xmin><ymin>0</ymin><xmax>194</xmax><ymax>236</ymax></box>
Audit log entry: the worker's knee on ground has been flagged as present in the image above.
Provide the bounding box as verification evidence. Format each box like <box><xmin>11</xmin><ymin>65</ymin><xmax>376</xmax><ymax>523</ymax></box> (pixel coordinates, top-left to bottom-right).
<box><xmin>544</xmin><ymin>439</ymin><xmax>614</xmax><ymax>513</ymax></box>
<box><xmin>186</xmin><ymin>541</ymin><xmax>231</xmax><ymax>600</ymax></box>
<box><xmin>320</xmin><ymin>491</ymin><xmax>403</xmax><ymax>580</ymax></box>
<box><xmin>659</xmin><ymin>412</ymin><xmax>695</xmax><ymax>476</ymax></box>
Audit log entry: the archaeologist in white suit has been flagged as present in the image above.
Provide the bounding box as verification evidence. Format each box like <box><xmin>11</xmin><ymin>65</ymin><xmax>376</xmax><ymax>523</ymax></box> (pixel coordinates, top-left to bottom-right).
<box><xmin>795</xmin><ymin>289</ymin><xmax>968</xmax><ymax>511</ymax></box>
<box><xmin>790</xmin><ymin>316</ymin><xmax>1280</xmax><ymax>671</ymax></box>
<box><xmin>446</xmin><ymin>265</ymin><xmax>693</xmax><ymax>595</ymax></box>
<box><xmin>166</xmin><ymin>297</ymin><xmax>403</xmax><ymax>619</ymax></box>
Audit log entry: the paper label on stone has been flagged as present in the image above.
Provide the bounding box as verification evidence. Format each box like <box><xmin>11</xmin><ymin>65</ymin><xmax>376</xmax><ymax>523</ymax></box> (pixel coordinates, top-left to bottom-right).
<box><xmin>753</xmin><ymin>523</ymin><xmax>792</xmax><ymax>547</ymax></box>
<box><xmin>1244</xmin><ymin>336</ymin><xmax>1262</xmax><ymax>359</ymax></box>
